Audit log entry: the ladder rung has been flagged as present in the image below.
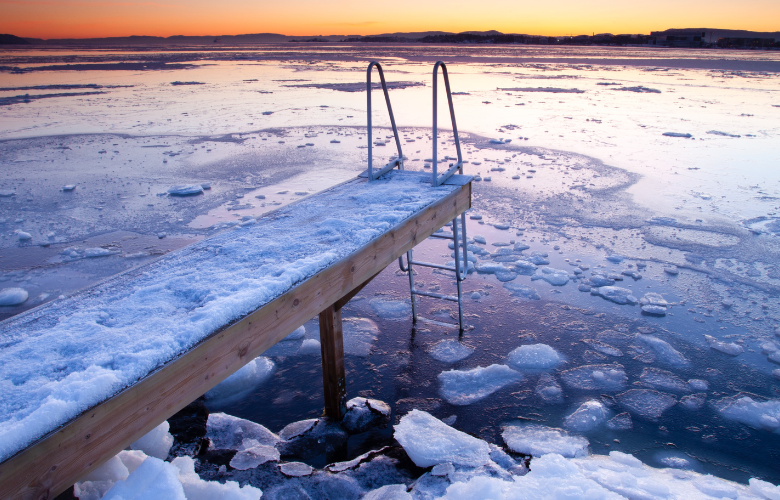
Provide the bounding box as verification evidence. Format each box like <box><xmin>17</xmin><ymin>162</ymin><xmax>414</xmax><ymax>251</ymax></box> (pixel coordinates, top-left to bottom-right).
<box><xmin>428</xmin><ymin>233</ymin><xmax>454</xmax><ymax>240</ymax></box>
<box><xmin>409</xmin><ymin>260</ymin><xmax>457</xmax><ymax>272</ymax></box>
<box><xmin>411</xmin><ymin>289</ymin><xmax>459</xmax><ymax>302</ymax></box>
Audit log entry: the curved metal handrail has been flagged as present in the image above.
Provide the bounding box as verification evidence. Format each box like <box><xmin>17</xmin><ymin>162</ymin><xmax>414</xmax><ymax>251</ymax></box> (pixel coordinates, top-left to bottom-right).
<box><xmin>432</xmin><ymin>61</ymin><xmax>463</xmax><ymax>187</ymax></box>
<box><xmin>367</xmin><ymin>61</ymin><xmax>404</xmax><ymax>181</ymax></box>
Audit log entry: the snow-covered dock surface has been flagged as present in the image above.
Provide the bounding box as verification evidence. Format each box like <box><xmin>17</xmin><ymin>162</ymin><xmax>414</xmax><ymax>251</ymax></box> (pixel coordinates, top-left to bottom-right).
<box><xmin>0</xmin><ymin>170</ymin><xmax>459</xmax><ymax>463</ymax></box>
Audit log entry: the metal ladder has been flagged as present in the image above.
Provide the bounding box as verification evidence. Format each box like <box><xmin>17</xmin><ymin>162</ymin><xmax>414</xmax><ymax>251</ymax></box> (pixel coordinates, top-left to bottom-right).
<box><xmin>365</xmin><ymin>61</ymin><xmax>469</xmax><ymax>331</ymax></box>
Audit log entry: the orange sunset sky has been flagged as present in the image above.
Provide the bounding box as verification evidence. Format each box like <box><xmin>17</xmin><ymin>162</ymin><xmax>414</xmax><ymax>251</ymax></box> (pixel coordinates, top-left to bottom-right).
<box><xmin>1</xmin><ymin>0</ymin><xmax>778</xmax><ymax>39</ymax></box>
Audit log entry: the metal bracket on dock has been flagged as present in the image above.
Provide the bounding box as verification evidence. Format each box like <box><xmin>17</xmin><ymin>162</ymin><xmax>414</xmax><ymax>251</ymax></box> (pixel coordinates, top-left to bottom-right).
<box><xmin>366</xmin><ymin>61</ymin><xmax>405</xmax><ymax>181</ymax></box>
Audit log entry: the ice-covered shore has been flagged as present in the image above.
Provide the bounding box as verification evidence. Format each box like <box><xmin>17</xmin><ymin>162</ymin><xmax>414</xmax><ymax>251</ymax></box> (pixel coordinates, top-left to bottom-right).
<box><xmin>74</xmin><ymin>403</ymin><xmax>780</xmax><ymax>500</ymax></box>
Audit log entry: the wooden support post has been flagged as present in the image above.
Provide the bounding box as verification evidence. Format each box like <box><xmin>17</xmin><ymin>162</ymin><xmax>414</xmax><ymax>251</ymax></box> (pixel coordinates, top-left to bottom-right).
<box><xmin>319</xmin><ymin>304</ymin><xmax>346</xmax><ymax>420</ymax></box>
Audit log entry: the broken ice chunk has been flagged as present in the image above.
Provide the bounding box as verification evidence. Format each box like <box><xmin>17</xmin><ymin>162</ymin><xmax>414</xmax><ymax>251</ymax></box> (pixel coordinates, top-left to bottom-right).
<box><xmin>364</xmin><ymin>484</ymin><xmax>412</xmax><ymax>500</ymax></box>
<box><xmin>535</xmin><ymin>373</ymin><xmax>564</xmax><ymax>404</ymax></box>
<box><xmin>129</xmin><ymin>421</ymin><xmax>174</xmax><ymax>460</ymax></box>
<box><xmin>503</xmin><ymin>282</ymin><xmax>541</xmax><ymax>300</ymax></box>
<box><xmin>704</xmin><ymin>335</ymin><xmax>743</xmax><ymax>356</ymax></box>
<box><xmin>564</xmin><ymin>400</ymin><xmax>609</xmax><ymax>432</ymax></box>
<box><xmin>606</xmin><ymin>412</ymin><xmax>633</xmax><ymax>430</ymax></box>
<box><xmin>507</xmin><ymin>344</ymin><xmax>565</xmax><ymax>370</ymax></box>
<box><xmin>206</xmin><ymin>413</ymin><xmax>281</xmax><ymax>450</ymax></box>
<box><xmin>167</xmin><ymin>185</ymin><xmax>204</xmax><ymax>196</ymax></box>
<box><xmin>715</xmin><ymin>395</ymin><xmax>780</xmax><ymax>433</ymax></box>
<box><xmin>688</xmin><ymin>379</ymin><xmax>708</xmax><ymax>391</ymax></box>
<box><xmin>663</xmin><ymin>132</ymin><xmax>693</xmax><ymax>138</ymax></box>
<box><xmin>590</xmin><ymin>286</ymin><xmax>638</xmax><ymax>305</ymax></box>
<box><xmin>639</xmin><ymin>367</ymin><xmax>689</xmax><ymax>392</ymax></box>
<box><xmin>531</xmin><ymin>267</ymin><xmax>570</xmax><ymax>286</ymax></box>
<box><xmin>616</xmin><ymin>389</ymin><xmax>677</xmax><ymax>420</ymax></box>
<box><xmin>16</xmin><ymin>231</ymin><xmax>32</xmax><ymax>242</ymax></box>
<box><xmin>560</xmin><ymin>364</ymin><xmax>627</xmax><ymax>391</ymax></box>
<box><xmin>428</xmin><ymin>339</ymin><xmax>475</xmax><ymax>363</ymax></box>
<box><xmin>342</xmin><ymin>397</ymin><xmax>391</xmax><ymax>434</ymax></box>
<box><xmin>635</xmin><ymin>335</ymin><xmax>688</xmax><ymax>367</ymax></box>
<box><xmin>369</xmin><ymin>298</ymin><xmax>412</xmax><ymax>320</ymax></box>
<box><xmin>342</xmin><ymin>318</ymin><xmax>379</xmax><ymax>356</ymax></box>
<box><xmin>0</xmin><ymin>287</ymin><xmax>28</xmax><ymax>306</ymax></box>
<box><xmin>297</xmin><ymin>338</ymin><xmax>321</xmax><ymax>355</ymax></box>
<box><xmin>680</xmin><ymin>393</ymin><xmax>707</xmax><ymax>410</ymax></box>
<box><xmin>394</xmin><ymin>410</ymin><xmax>491</xmax><ymax>467</ymax></box>
<box><xmin>230</xmin><ymin>445</ymin><xmax>280</xmax><ymax>470</ymax></box>
<box><xmin>280</xmin><ymin>462</ymin><xmax>314</xmax><ymax>477</ymax></box>
<box><xmin>438</xmin><ymin>364</ymin><xmax>522</xmax><ymax>405</ymax></box>
<box><xmin>102</xmin><ymin>457</ymin><xmax>185</xmax><ymax>499</ymax></box>
<box><xmin>84</xmin><ymin>247</ymin><xmax>116</xmax><ymax>258</ymax></box>
<box><xmin>502</xmin><ymin>424</ymin><xmax>589</xmax><ymax>458</ymax></box>
<box><xmin>204</xmin><ymin>357</ymin><xmax>275</xmax><ymax>402</ymax></box>
<box><xmin>62</xmin><ymin>184</ymin><xmax>76</xmax><ymax>192</ymax></box>
<box><xmin>606</xmin><ymin>255</ymin><xmax>624</xmax><ymax>263</ymax></box>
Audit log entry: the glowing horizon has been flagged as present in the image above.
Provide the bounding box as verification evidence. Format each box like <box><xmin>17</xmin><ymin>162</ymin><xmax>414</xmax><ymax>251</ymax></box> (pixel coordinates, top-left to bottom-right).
<box><xmin>1</xmin><ymin>0</ymin><xmax>778</xmax><ymax>40</ymax></box>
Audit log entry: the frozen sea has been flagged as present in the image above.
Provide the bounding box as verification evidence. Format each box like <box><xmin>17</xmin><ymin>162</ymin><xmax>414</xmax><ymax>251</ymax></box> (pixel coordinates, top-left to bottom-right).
<box><xmin>1</xmin><ymin>43</ymin><xmax>780</xmax><ymax>491</ymax></box>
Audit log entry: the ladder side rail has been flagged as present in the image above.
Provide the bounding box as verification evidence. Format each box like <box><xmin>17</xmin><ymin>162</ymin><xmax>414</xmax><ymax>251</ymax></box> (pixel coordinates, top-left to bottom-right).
<box><xmin>432</xmin><ymin>61</ymin><xmax>464</xmax><ymax>186</ymax></box>
<box><xmin>367</xmin><ymin>61</ymin><xmax>405</xmax><ymax>181</ymax></box>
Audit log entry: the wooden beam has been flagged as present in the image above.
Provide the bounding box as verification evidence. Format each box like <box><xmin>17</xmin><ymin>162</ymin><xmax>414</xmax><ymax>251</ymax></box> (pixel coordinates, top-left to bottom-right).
<box><xmin>0</xmin><ymin>180</ymin><xmax>471</xmax><ymax>499</ymax></box>
<box><xmin>334</xmin><ymin>271</ymin><xmax>380</xmax><ymax>311</ymax></box>
<box><xmin>319</xmin><ymin>305</ymin><xmax>346</xmax><ymax>420</ymax></box>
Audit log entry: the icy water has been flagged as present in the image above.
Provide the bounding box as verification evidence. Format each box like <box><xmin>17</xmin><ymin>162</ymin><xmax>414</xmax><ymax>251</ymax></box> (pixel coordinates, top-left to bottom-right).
<box><xmin>1</xmin><ymin>45</ymin><xmax>780</xmax><ymax>486</ymax></box>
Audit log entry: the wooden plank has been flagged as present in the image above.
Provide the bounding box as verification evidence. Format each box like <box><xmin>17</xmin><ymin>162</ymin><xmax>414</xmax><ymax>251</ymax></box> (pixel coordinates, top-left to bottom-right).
<box><xmin>318</xmin><ymin>305</ymin><xmax>346</xmax><ymax>420</ymax></box>
<box><xmin>333</xmin><ymin>271</ymin><xmax>380</xmax><ymax>311</ymax></box>
<box><xmin>0</xmin><ymin>180</ymin><xmax>471</xmax><ymax>500</ymax></box>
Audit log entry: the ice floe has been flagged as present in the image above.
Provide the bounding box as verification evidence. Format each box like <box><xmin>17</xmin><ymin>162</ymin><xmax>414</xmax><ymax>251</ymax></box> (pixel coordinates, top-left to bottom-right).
<box><xmin>502</xmin><ymin>424</ymin><xmax>589</xmax><ymax>458</ymax></box>
<box><xmin>0</xmin><ymin>287</ymin><xmax>28</xmax><ymax>306</ymax></box>
<box><xmin>531</xmin><ymin>267</ymin><xmax>570</xmax><ymax>286</ymax></box>
<box><xmin>369</xmin><ymin>298</ymin><xmax>412</xmax><ymax>320</ymax></box>
<box><xmin>428</xmin><ymin>339</ymin><xmax>475</xmax><ymax>363</ymax></box>
<box><xmin>564</xmin><ymin>400</ymin><xmax>609</xmax><ymax>432</ymax></box>
<box><xmin>502</xmin><ymin>282</ymin><xmax>541</xmax><ymax>300</ymax></box>
<box><xmin>560</xmin><ymin>364</ymin><xmax>627</xmax><ymax>390</ymax></box>
<box><xmin>342</xmin><ymin>397</ymin><xmax>391</xmax><ymax>434</ymax></box>
<box><xmin>616</xmin><ymin>389</ymin><xmax>677</xmax><ymax>420</ymax></box>
<box><xmin>130</xmin><ymin>421</ymin><xmax>174</xmax><ymax>460</ymax></box>
<box><xmin>639</xmin><ymin>367</ymin><xmax>690</xmax><ymax>392</ymax></box>
<box><xmin>204</xmin><ymin>357</ymin><xmax>275</xmax><ymax>402</ymax></box>
<box><xmin>535</xmin><ymin>373</ymin><xmax>564</xmax><ymax>404</ymax></box>
<box><xmin>590</xmin><ymin>286</ymin><xmax>638</xmax><ymax>305</ymax></box>
<box><xmin>506</xmin><ymin>344</ymin><xmax>565</xmax><ymax>370</ymax></box>
<box><xmin>635</xmin><ymin>335</ymin><xmax>689</xmax><ymax>367</ymax></box>
<box><xmin>343</xmin><ymin>318</ymin><xmax>380</xmax><ymax>356</ymax></box>
<box><xmin>715</xmin><ymin>395</ymin><xmax>780</xmax><ymax>433</ymax></box>
<box><xmin>167</xmin><ymin>185</ymin><xmax>204</xmax><ymax>196</ymax></box>
<box><xmin>206</xmin><ymin>412</ymin><xmax>281</xmax><ymax>450</ymax></box>
<box><xmin>438</xmin><ymin>364</ymin><xmax>522</xmax><ymax>405</ymax></box>
<box><xmin>704</xmin><ymin>335</ymin><xmax>744</xmax><ymax>356</ymax></box>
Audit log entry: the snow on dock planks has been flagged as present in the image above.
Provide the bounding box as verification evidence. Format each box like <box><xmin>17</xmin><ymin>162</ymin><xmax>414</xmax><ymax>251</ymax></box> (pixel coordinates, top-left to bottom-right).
<box><xmin>0</xmin><ymin>170</ymin><xmax>472</xmax><ymax>499</ymax></box>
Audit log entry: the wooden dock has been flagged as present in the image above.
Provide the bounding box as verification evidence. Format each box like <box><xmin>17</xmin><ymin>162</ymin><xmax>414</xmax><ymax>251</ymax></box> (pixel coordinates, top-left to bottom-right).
<box><xmin>0</xmin><ymin>170</ymin><xmax>471</xmax><ymax>499</ymax></box>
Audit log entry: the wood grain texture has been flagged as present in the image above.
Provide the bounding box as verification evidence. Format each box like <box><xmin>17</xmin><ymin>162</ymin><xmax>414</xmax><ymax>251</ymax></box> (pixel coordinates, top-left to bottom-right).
<box><xmin>0</xmin><ymin>180</ymin><xmax>470</xmax><ymax>500</ymax></box>
<box><xmin>319</xmin><ymin>305</ymin><xmax>346</xmax><ymax>420</ymax></box>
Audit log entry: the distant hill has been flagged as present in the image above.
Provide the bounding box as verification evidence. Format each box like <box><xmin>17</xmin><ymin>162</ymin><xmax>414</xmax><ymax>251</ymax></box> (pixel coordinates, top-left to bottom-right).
<box><xmin>20</xmin><ymin>33</ymin><xmax>290</xmax><ymax>45</ymax></box>
<box><xmin>0</xmin><ymin>34</ymin><xmax>31</xmax><ymax>45</ymax></box>
<box><xmin>6</xmin><ymin>28</ymin><xmax>778</xmax><ymax>46</ymax></box>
